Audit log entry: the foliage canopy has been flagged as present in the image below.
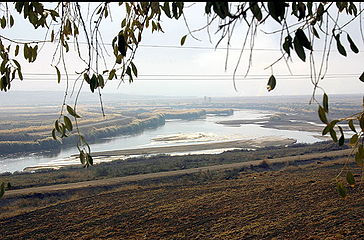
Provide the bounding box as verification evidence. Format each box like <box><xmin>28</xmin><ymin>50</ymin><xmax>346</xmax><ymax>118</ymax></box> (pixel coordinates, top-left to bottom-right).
<box><xmin>0</xmin><ymin>2</ymin><xmax>364</xmax><ymax>197</ymax></box>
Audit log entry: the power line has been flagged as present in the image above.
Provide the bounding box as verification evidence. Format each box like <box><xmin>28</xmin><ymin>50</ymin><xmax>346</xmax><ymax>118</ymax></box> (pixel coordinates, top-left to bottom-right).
<box><xmin>15</xmin><ymin>75</ymin><xmax>361</xmax><ymax>81</ymax></box>
<box><xmin>20</xmin><ymin>73</ymin><xmax>362</xmax><ymax>77</ymax></box>
<box><xmin>9</xmin><ymin>38</ymin><xmax>281</xmax><ymax>51</ymax></box>
<box><xmin>10</xmin><ymin>38</ymin><xmax>364</xmax><ymax>53</ymax></box>
<box><xmin>13</xmin><ymin>71</ymin><xmax>363</xmax><ymax>82</ymax></box>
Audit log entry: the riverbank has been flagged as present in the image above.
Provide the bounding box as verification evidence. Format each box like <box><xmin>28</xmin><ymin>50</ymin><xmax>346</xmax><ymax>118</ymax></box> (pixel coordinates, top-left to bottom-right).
<box><xmin>216</xmin><ymin>112</ymin><xmax>332</xmax><ymax>140</ymax></box>
<box><xmin>82</xmin><ymin>136</ymin><xmax>297</xmax><ymax>157</ymax></box>
<box><xmin>0</xmin><ymin>108</ymin><xmax>234</xmax><ymax>155</ymax></box>
<box><xmin>0</xmin><ymin>140</ymin><xmax>348</xmax><ymax>191</ymax></box>
<box><xmin>20</xmin><ymin>136</ymin><xmax>296</xmax><ymax>172</ymax></box>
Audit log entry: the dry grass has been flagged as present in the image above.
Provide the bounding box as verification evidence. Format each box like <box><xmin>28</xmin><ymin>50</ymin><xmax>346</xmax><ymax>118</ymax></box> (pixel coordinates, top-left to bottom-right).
<box><xmin>1</xmin><ymin>160</ymin><xmax>364</xmax><ymax>239</ymax></box>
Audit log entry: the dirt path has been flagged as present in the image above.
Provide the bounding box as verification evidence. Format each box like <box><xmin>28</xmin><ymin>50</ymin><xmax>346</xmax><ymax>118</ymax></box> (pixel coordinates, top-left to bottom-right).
<box><xmin>4</xmin><ymin>148</ymin><xmax>351</xmax><ymax>198</ymax></box>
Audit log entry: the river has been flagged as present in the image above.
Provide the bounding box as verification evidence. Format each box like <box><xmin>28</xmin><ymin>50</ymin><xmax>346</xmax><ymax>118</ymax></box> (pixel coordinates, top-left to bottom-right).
<box><xmin>0</xmin><ymin>110</ymin><xmax>322</xmax><ymax>173</ymax></box>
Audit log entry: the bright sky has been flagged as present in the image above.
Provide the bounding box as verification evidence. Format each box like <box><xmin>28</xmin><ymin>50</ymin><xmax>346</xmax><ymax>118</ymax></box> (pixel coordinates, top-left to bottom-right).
<box><xmin>2</xmin><ymin>2</ymin><xmax>364</xmax><ymax>98</ymax></box>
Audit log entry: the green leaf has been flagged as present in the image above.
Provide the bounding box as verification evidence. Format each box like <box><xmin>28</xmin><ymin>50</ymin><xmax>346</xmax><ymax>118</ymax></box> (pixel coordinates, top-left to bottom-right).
<box><xmin>296</xmin><ymin>29</ymin><xmax>312</xmax><ymax>50</ymax></box>
<box><xmin>336</xmin><ymin>182</ymin><xmax>347</xmax><ymax>198</ymax></box>
<box><xmin>52</xmin><ymin>128</ymin><xmax>57</xmax><ymax>140</ymax></box>
<box><xmin>268</xmin><ymin>2</ymin><xmax>286</xmax><ymax>24</ymax></box>
<box><xmin>250</xmin><ymin>2</ymin><xmax>262</xmax><ymax>21</ymax></box>
<box><xmin>338</xmin><ymin>125</ymin><xmax>344</xmax><ymax>136</ymax></box>
<box><xmin>64</xmin><ymin>116</ymin><xmax>73</xmax><ymax>131</ymax></box>
<box><xmin>329</xmin><ymin>119</ymin><xmax>340</xmax><ymax>128</ymax></box>
<box><xmin>79</xmin><ymin>151</ymin><xmax>86</xmax><ymax>165</ymax></box>
<box><xmin>104</xmin><ymin>7</ymin><xmax>108</xmax><ymax>18</ymax></box>
<box><xmin>176</xmin><ymin>2</ymin><xmax>184</xmax><ymax>17</ymax></box>
<box><xmin>330</xmin><ymin>129</ymin><xmax>338</xmax><ymax>142</ymax></box>
<box><xmin>90</xmin><ymin>74</ymin><xmax>98</xmax><ymax>92</ymax></box>
<box><xmin>13</xmin><ymin>59</ymin><xmax>21</xmax><ymax>71</ymax></box>
<box><xmin>359</xmin><ymin>72</ymin><xmax>364</xmax><ymax>82</ymax></box>
<box><xmin>338</xmin><ymin>134</ymin><xmax>345</xmax><ymax>146</ymax></box>
<box><xmin>116</xmin><ymin>54</ymin><xmax>123</xmax><ymax>64</ymax></box>
<box><xmin>63</xmin><ymin>40</ymin><xmax>69</xmax><ymax>53</ymax></box>
<box><xmin>117</xmin><ymin>33</ymin><xmax>127</xmax><ymax>56</ymax></box>
<box><xmin>87</xmin><ymin>154</ymin><xmax>94</xmax><ymax>166</ymax></box>
<box><xmin>267</xmin><ymin>75</ymin><xmax>276</xmax><ymax>91</ymax></box>
<box><xmin>67</xmin><ymin>105</ymin><xmax>81</xmax><ymax>118</ymax></box>
<box><xmin>282</xmin><ymin>35</ymin><xmax>293</xmax><ymax>56</ymax></box>
<box><xmin>307</xmin><ymin>2</ymin><xmax>313</xmax><ymax>15</ymax></box>
<box><xmin>347</xmin><ymin>34</ymin><xmax>359</xmax><ymax>54</ymax></box>
<box><xmin>335</xmin><ymin>34</ymin><xmax>347</xmax><ymax>57</ymax></box>
<box><xmin>17</xmin><ymin>69</ymin><xmax>23</xmax><ymax>80</ymax></box>
<box><xmin>73</xmin><ymin>23</ymin><xmax>79</xmax><ymax>36</ymax></box>
<box><xmin>312</xmin><ymin>26</ymin><xmax>320</xmax><ymax>39</ymax></box>
<box><xmin>205</xmin><ymin>2</ymin><xmax>213</xmax><ymax>14</ymax></box>
<box><xmin>316</xmin><ymin>3</ymin><xmax>324</xmax><ymax>19</ymax></box>
<box><xmin>163</xmin><ymin>2</ymin><xmax>172</xmax><ymax>18</ymax></box>
<box><xmin>130</xmin><ymin>62</ymin><xmax>138</xmax><ymax>77</ymax></box>
<box><xmin>322</xmin><ymin>124</ymin><xmax>331</xmax><ymax>136</ymax></box>
<box><xmin>50</xmin><ymin>30</ymin><xmax>54</xmax><ymax>42</ymax></box>
<box><xmin>348</xmin><ymin>119</ymin><xmax>356</xmax><ymax>133</ymax></box>
<box><xmin>318</xmin><ymin>106</ymin><xmax>328</xmax><ymax>124</ymax></box>
<box><xmin>10</xmin><ymin>15</ymin><xmax>14</xmax><ymax>27</ymax></box>
<box><xmin>1</xmin><ymin>16</ymin><xmax>6</xmax><ymax>29</ymax></box>
<box><xmin>98</xmin><ymin>74</ymin><xmax>105</xmax><ymax>88</ymax></box>
<box><xmin>121</xmin><ymin>18</ymin><xmax>126</xmax><ymax>28</ymax></box>
<box><xmin>0</xmin><ymin>182</ymin><xmax>5</xmax><ymax>198</ymax></box>
<box><xmin>212</xmin><ymin>2</ymin><xmax>230</xmax><ymax>19</ymax></box>
<box><xmin>60</xmin><ymin>123</ymin><xmax>66</xmax><ymax>137</ymax></box>
<box><xmin>84</xmin><ymin>73</ymin><xmax>90</xmax><ymax>84</ymax></box>
<box><xmin>55</xmin><ymin>119</ymin><xmax>60</xmax><ymax>132</ymax></box>
<box><xmin>350</xmin><ymin>134</ymin><xmax>358</xmax><ymax>145</ymax></box>
<box><xmin>293</xmin><ymin>35</ymin><xmax>306</xmax><ymax>61</ymax></box>
<box><xmin>346</xmin><ymin>171</ymin><xmax>355</xmax><ymax>186</ymax></box>
<box><xmin>108</xmin><ymin>69</ymin><xmax>116</xmax><ymax>80</ymax></box>
<box><xmin>24</xmin><ymin>44</ymin><xmax>29</xmax><ymax>59</ymax></box>
<box><xmin>55</xmin><ymin>66</ymin><xmax>61</xmax><ymax>83</ymax></box>
<box><xmin>349</xmin><ymin>2</ymin><xmax>358</xmax><ymax>16</ymax></box>
<box><xmin>180</xmin><ymin>35</ymin><xmax>187</xmax><ymax>46</ymax></box>
<box><xmin>126</xmin><ymin>66</ymin><xmax>133</xmax><ymax>83</ymax></box>
<box><xmin>15</xmin><ymin>45</ymin><xmax>19</xmax><ymax>56</ymax></box>
<box><xmin>323</xmin><ymin>93</ymin><xmax>329</xmax><ymax>113</ymax></box>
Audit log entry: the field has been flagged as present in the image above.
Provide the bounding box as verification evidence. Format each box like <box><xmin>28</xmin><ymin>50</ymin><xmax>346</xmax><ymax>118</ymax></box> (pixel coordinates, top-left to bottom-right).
<box><xmin>0</xmin><ymin>140</ymin><xmax>347</xmax><ymax>190</ymax></box>
<box><xmin>1</xmin><ymin>152</ymin><xmax>363</xmax><ymax>239</ymax></box>
<box><xmin>1</xmin><ymin>93</ymin><xmax>363</xmax><ymax>239</ymax></box>
<box><xmin>0</xmin><ymin>93</ymin><xmax>361</xmax><ymax>156</ymax></box>
<box><xmin>0</xmin><ymin>100</ymin><xmax>233</xmax><ymax>155</ymax></box>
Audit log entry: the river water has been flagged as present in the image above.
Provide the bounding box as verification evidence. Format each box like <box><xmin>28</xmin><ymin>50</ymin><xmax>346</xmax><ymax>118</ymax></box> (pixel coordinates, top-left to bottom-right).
<box><xmin>0</xmin><ymin>110</ymin><xmax>322</xmax><ymax>173</ymax></box>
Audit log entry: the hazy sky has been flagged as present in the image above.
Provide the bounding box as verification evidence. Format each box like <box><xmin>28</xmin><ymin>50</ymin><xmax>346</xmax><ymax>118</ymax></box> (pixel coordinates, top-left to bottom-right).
<box><xmin>2</xmin><ymin>2</ymin><xmax>364</xmax><ymax>98</ymax></box>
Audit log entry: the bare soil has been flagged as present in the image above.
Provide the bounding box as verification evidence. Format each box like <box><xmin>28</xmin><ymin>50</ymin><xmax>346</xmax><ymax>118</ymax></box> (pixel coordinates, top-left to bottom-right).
<box><xmin>1</xmin><ymin>151</ymin><xmax>364</xmax><ymax>239</ymax></box>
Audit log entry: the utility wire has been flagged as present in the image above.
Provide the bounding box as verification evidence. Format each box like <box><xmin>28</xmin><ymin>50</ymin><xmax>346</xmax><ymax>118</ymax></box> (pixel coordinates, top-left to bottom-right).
<box><xmin>16</xmin><ymin>75</ymin><xmax>361</xmax><ymax>81</ymax></box>
<box><xmin>9</xmin><ymin>38</ymin><xmax>364</xmax><ymax>53</ymax></box>
<box><xmin>20</xmin><ymin>73</ymin><xmax>361</xmax><ymax>77</ymax></box>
